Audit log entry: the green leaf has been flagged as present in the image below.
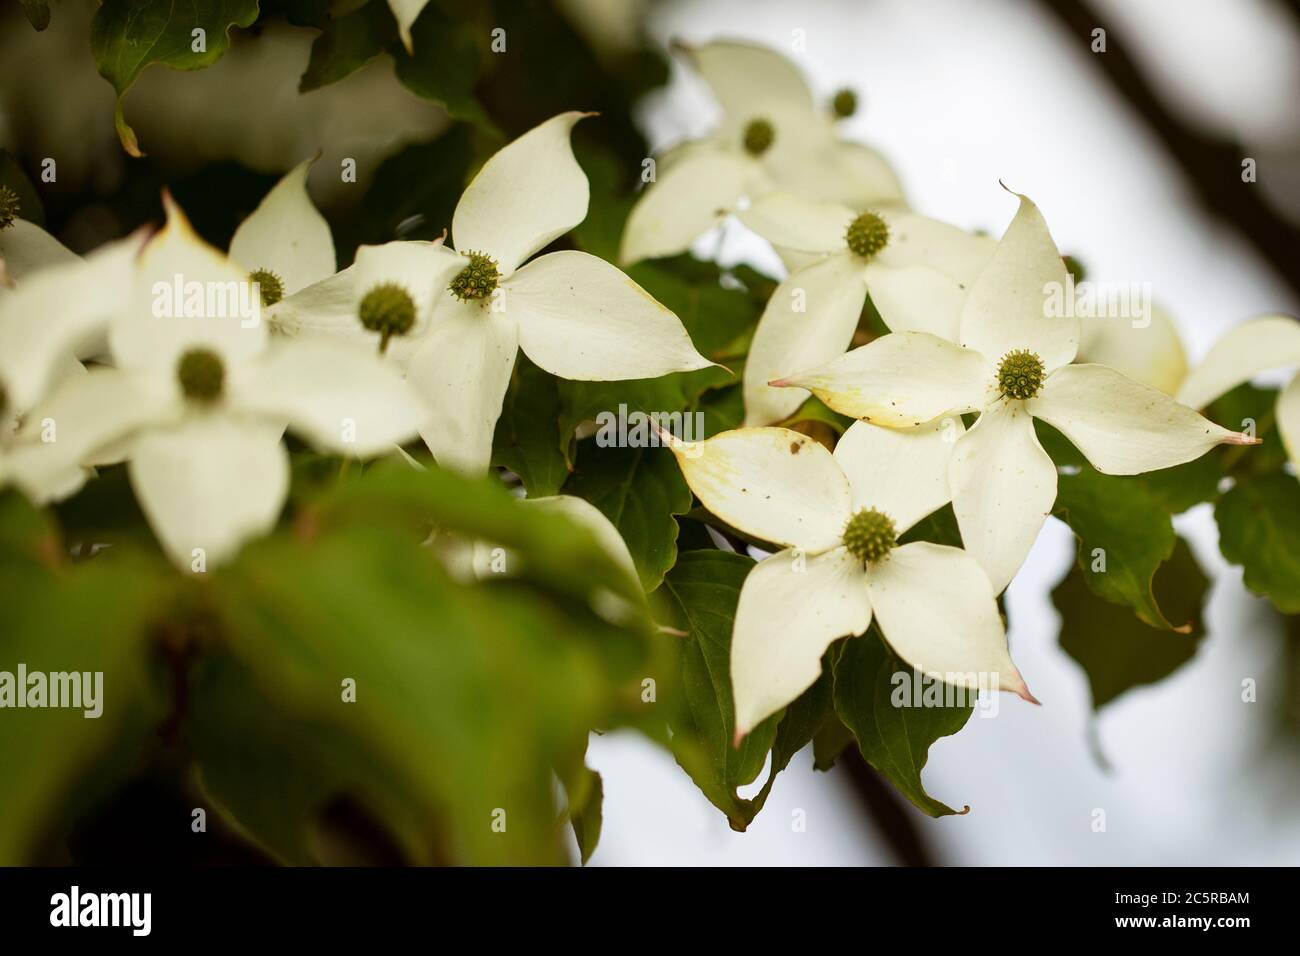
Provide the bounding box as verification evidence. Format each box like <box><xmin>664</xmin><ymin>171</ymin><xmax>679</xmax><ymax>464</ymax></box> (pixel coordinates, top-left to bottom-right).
<box><xmin>201</xmin><ymin>484</ymin><xmax>655</xmax><ymax>864</ymax></box>
<box><xmin>0</xmin><ymin>494</ymin><xmax>172</xmax><ymax>864</ymax></box>
<box><xmin>564</xmin><ymin>765</ymin><xmax>603</xmax><ymax>865</ymax></box>
<box><xmin>1052</xmin><ymin>465</ymin><xmax>1185</xmax><ymax>631</ymax></box>
<box><xmin>90</xmin><ymin>0</ymin><xmax>260</xmax><ymax>156</ymax></box>
<box><xmin>659</xmin><ymin>550</ymin><xmax>780</xmax><ymax>830</ymax></box>
<box><xmin>312</xmin><ymin>459</ymin><xmax>651</xmax><ymax>616</ymax></box>
<box><xmin>1055</xmin><ymin>537</ymin><xmax>1209</xmax><ymax>709</ymax></box>
<box><xmin>563</xmin><ymin>440</ymin><xmax>692</xmax><ymax>592</ymax></box>
<box><xmin>19</xmin><ymin>1</ymin><xmax>50</xmax><ymax>31</ymax></box>
<box><xmin>299</xmin><ymin>0</ymin><xmax>397</xmax><ymax>92</ymax></box>
<box><xmin>1216</xmin><ymin>472</ymin><xmax>1300</xmax><ymax>613</ymax></box>
<box><xmin>812</xmin><ymin>715</ymin><xmax>855</xmax><ymax>771</ymax></box>
<box><xmin>833</xmin><ymin>628</ymin><xmax>972</xmax><ymax>817</ymax></box>
<box><xmin>390</xmin><ymin>0</ymin><xmax>493</xmax><ymax>129</ymax></box>
<box><xmin>492</xmin><ymin>355</ymin><xmax>569</xmax><ymax>497</ymax></box>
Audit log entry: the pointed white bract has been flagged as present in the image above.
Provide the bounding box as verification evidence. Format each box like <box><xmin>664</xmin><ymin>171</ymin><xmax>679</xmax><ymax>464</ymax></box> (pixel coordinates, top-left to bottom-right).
<box><xmin>774</xmin><ymin>191</ymin><xmax>1257</xmax><ymax>592</ymax></box>
<box><xmin>272</xmin><ymin>112</ymin><xmax>712</xmax><ymax>476</ymax></box>
<box><xmin>1175</xmin><ymin>313</ymin><xmax>1300</xmax><ymax>472</ymax></box>
<box><xmin>0</xmin><ymin>218</ymin><xmax>79</xmax><ymax>281</ymax></box>
<box><xmin>737</xmin><ymin>194</ymin><xmax>994</xmax><ymax>425</ymax></box>
<box><xmin>661</xmin><ymin>421</ymin><xmax>1032</xmax><ymax>738</ymax></box>
<box><xmin>619</xmin><ymin>41</ymin><xmax>905</xmax><ymax>266</ymax></box>
<box><xmin>6</xmin><ymin>197</ymin><xmax>429</xmax><ymax>569</ymax></box>
<box><xmin>228</xmin><ymin>159</ymin><xmax>337</xmax><ymax>297</ymax></box>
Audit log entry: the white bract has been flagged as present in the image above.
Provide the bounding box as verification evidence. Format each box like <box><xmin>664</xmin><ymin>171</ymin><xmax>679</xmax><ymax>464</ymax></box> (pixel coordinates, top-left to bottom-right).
<box><xmin>619</xmin><ymin>40</ymin><xmax>905</xmax><ymax>266</ymax></box>
<box><xmin>1176</xmin><ymin>313</ymin><xmax>1300</xmax><ymax>470</ymax></box>
<box><xmin>733</xmin><ymin>191</ymin><xmax>995</xmax><ymax>424</ymax></box>
<box><xmin>272</xmin><ymin>111</ymin><xmax>713</xmax><ymax>475</ymax></box>
<box><xmin>775</xmin><ymin>192</ymin><xmax>1257</xmax><ymax>593</ymax></box>
<box><xmin>228</xmin><ymin>158</ymin><xmax>337</xmax><ymax>305</ymax></box>
<box><xmin>0</xmin><ymin>231</ymin><xmax>145</xmax><ymax>499</ymax></box>
<box><xmin>0</xmin><ymin>188</ymin><xmax>79</xmax><ymax>282</ymax></box>
<box><xmin>660</xmin><ymin>419</ymin><xmax>1035</xmax><ymax>740</ymax></box>
<box><xmin>9</xmin><ymin>197</ymin><xmax>429</xmax><ymax>569</ymax></box>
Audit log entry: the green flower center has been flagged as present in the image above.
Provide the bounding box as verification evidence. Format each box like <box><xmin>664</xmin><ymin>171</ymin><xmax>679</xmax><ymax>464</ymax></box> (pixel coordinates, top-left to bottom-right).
<box><xmin>832</xmin><ymin>88</ymin><xmax>858</xmax><ymax>118</ymax></box>
<box><xmin>177</xmin><ymin>348</ymin><xmax>224</xmax><ymax>404</ymax></box>
<box><xmin>358</xmin><ymin>282</ymin><xmax>417</xmax><ymax>354</ymax></box>
<box><xmin>845</xmin><ymin>211</ymin><xmax>889</xmax><ymax>259</ymax></box>
<box><xmin>448</xmin><ymin>251</ymin><xmax>500</xmax><ymax>303</ymax></box>
<box><xmin>742</xmin><ymin>118</ymin><xmax>775</xmax><ymax>157</ymax></box>
<box><xmin>842</xmin><ymin>508</ymin><xmax>897</xmax><ymax>565</ymax></box>
<box><xmin>249</xmin><ymin>268</ymin><xmax>284</xmax><ymax>307</ymax></box>
<box><xmin>0</xmin><ymin>186</ymin><xmax>18</xmax><ymax>231</ymax></box>
<box><xmin>996</xmin><ymin>349</ymin><xmax>1046</xmax><ymax>400</ymax></box>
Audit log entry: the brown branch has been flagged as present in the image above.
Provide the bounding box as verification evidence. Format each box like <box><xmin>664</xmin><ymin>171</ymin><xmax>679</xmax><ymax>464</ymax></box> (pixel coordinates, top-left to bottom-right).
<box><xmin>1038</xmin><ymin>0</ymin><xmax>1300</xmax><ymax>301</ymax></box>
<box><xmin>838</xmin><ymin>751</ymin><xmax>940</xmax><ymax>866</ymax></box>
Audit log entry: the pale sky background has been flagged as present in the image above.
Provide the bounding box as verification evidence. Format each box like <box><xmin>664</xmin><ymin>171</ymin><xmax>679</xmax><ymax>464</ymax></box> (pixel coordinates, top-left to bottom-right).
<box><xmin>583</xmin><ymin>0</ymin><xmax>1300</xmax><ymax>866</ymax></box>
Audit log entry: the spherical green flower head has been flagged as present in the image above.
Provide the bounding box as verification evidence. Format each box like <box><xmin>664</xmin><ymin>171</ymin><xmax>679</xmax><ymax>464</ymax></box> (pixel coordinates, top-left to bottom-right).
<box><xmin>359</xmin><ymin>282</ymin><xmax>416</xmax><ymax>354</ymax></box>
<box><xmin>842</xmin><ymin>507</ymin><xmax>897</xmax><ymax>565</ymax></box>
<box><xmin>448</xmin><ymin>251</ymin><xmax>500</xmax><ymax>302</ymax></box>
<box><xmin>0</xmin><ymin>186</ymin><xmax>18</xmax><ymax>231</ymax></box>
<box><xmin>845</xmin><ymin>211</ymin><xmax>889</xmax><ymax>259</ymax></box>
<box><xmin>177</xmin><ymin>348</ymin><xmax>224</xmax><ymax>404</ymax></box>
<box><xmin>249</xmin><ymin>268</ymin><xmax>284</xmax><ymax>307</ymax></box>
<box><xmin>997</xmin><ymin>349</ymin><xmax>1046</xmax><ymax>400</ymax></box>
<box><xmin>742</xmin><ymin>118</ymin><xmax>775</xmax><ymax>157</ymax></box>
<box><xmin>832</xmin><ymin>88</ymin><xmax>858</xmax><ymax>118</ymax></box>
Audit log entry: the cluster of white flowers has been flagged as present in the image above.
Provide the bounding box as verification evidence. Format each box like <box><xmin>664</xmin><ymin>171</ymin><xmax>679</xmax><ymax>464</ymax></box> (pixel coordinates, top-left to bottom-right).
<box><xmin>623</xmin><ymin>41</ymin><xmax>1261</xmax><ymax>739</ymax></box>
<box><xmin>0</xmin><ymin>38</ymin><xmax>1274</xmax><ymax>745</ymax></box>
<box><xmin>0</xmin><ymin>115</ymin><xmax>709</xmax><ymax>570</ymax></box>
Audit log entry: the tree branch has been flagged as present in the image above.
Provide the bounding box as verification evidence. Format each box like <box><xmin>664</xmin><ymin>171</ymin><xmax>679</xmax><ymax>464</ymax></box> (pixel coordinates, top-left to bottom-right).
<box><xmin>1038</xmin><ymin>0</ymin><xmax>1300</xmax><ymax>301</ymax></box>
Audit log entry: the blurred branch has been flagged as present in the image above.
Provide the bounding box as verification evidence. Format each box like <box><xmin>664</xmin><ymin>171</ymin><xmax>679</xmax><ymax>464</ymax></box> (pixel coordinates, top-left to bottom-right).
<box><xmin>1039</xmin><ymin>0</ymin><xmax>1300</xmax><ymax>301</ymax></box>
<box><xmin>839</xmin><ymin>751</ymin><xmax>940</xmax><ymax>866</ymax></box>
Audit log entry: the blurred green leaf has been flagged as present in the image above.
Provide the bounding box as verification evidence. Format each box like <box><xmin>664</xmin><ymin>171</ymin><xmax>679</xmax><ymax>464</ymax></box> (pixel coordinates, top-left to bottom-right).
<box><xmin>391</xmin><ymin>0</ymin><xmax>493</xmax><ymax>129</ymax></box>
<box><xmin>833</xmin><ymin>628</ymin><xmax>972</xmax><ymax>817</ymax></box>
<box><xmin>207</xmin><ymin>521</ymin><xmax>629</xmax><ymax>863</ymax></box>
<box><xmin>19</xmin><ymin>0</ymin><xmax>50</xmax><ymax>31</ymax></box>
<box><xmin>90</xmin><ymin>0</ymin><xmax>260</xmax><ymax>156</ymax></box>
<box><xmin>1056</xmin><ymin>536</ymin><xmax>1208</xmax><ymax>709</ymax></box>
<box><xmin>1216</xmin><ymin>472</ymin><xmax>1300</xmax><ymax>614</ymax></box>
<box><xmin>563</xmin><ymin>441</ymin><xmax>691</xmax><ymax>592</ymax></box>
<box><xmin>299</xmin><ymin>0</ymin><xmax>396</xmax><ymax>92</ymax></box>
<box><xmin>0</xmin><ymin>494</ymin><xmax>172</xmax><ymax>864</ymax></box>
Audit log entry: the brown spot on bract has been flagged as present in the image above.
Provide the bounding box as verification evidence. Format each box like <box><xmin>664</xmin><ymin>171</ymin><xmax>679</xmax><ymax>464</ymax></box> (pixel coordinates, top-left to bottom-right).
<box><xmin>790</xmin><ymin>441</ymin><xmax>801</xmax><ymax>454</ymax></box>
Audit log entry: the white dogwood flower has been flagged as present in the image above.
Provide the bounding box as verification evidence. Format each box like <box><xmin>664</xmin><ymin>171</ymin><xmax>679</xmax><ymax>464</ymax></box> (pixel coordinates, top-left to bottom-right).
<box><xmin>619</xmin><ymin>40</ymin><xmax>905</xmax><ymax>265</ymax></box>
<box><xmin>775</xmin><ymin>192</ymin><xmax>1258</xmax><ymax>593</ymax></box>
<box><xmin>660</xmin><ymin>419</ymin><xmax>1035</xmax><ymax>740</ymax></box>
<box><xmin>732</xmin><ymin>191</ymin><xmax>995</xmax><ymax>424</ymax></box>
<box><xmin>9</xmin><ymin>196</ymin><xmax>428</xmax><ymax>569</ymax></box>
<box><xmin>272</xmin><ymin>111</ymin><xmax>713</xmax><ymax>475</ymax></box>
<box><xmin>1176</xmin><ymin>313</ymin><xmax>1300</xmax><ymax>469</ymax></box>
<box><xmin>227</xmin><ymin>158</ymin><xmax>337</xmax><ymax>308</ymax></box>
<box><xmin>0</xmin><ymin>185</ymin><xmax>78</xmax><ymax>281</ymax></box>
